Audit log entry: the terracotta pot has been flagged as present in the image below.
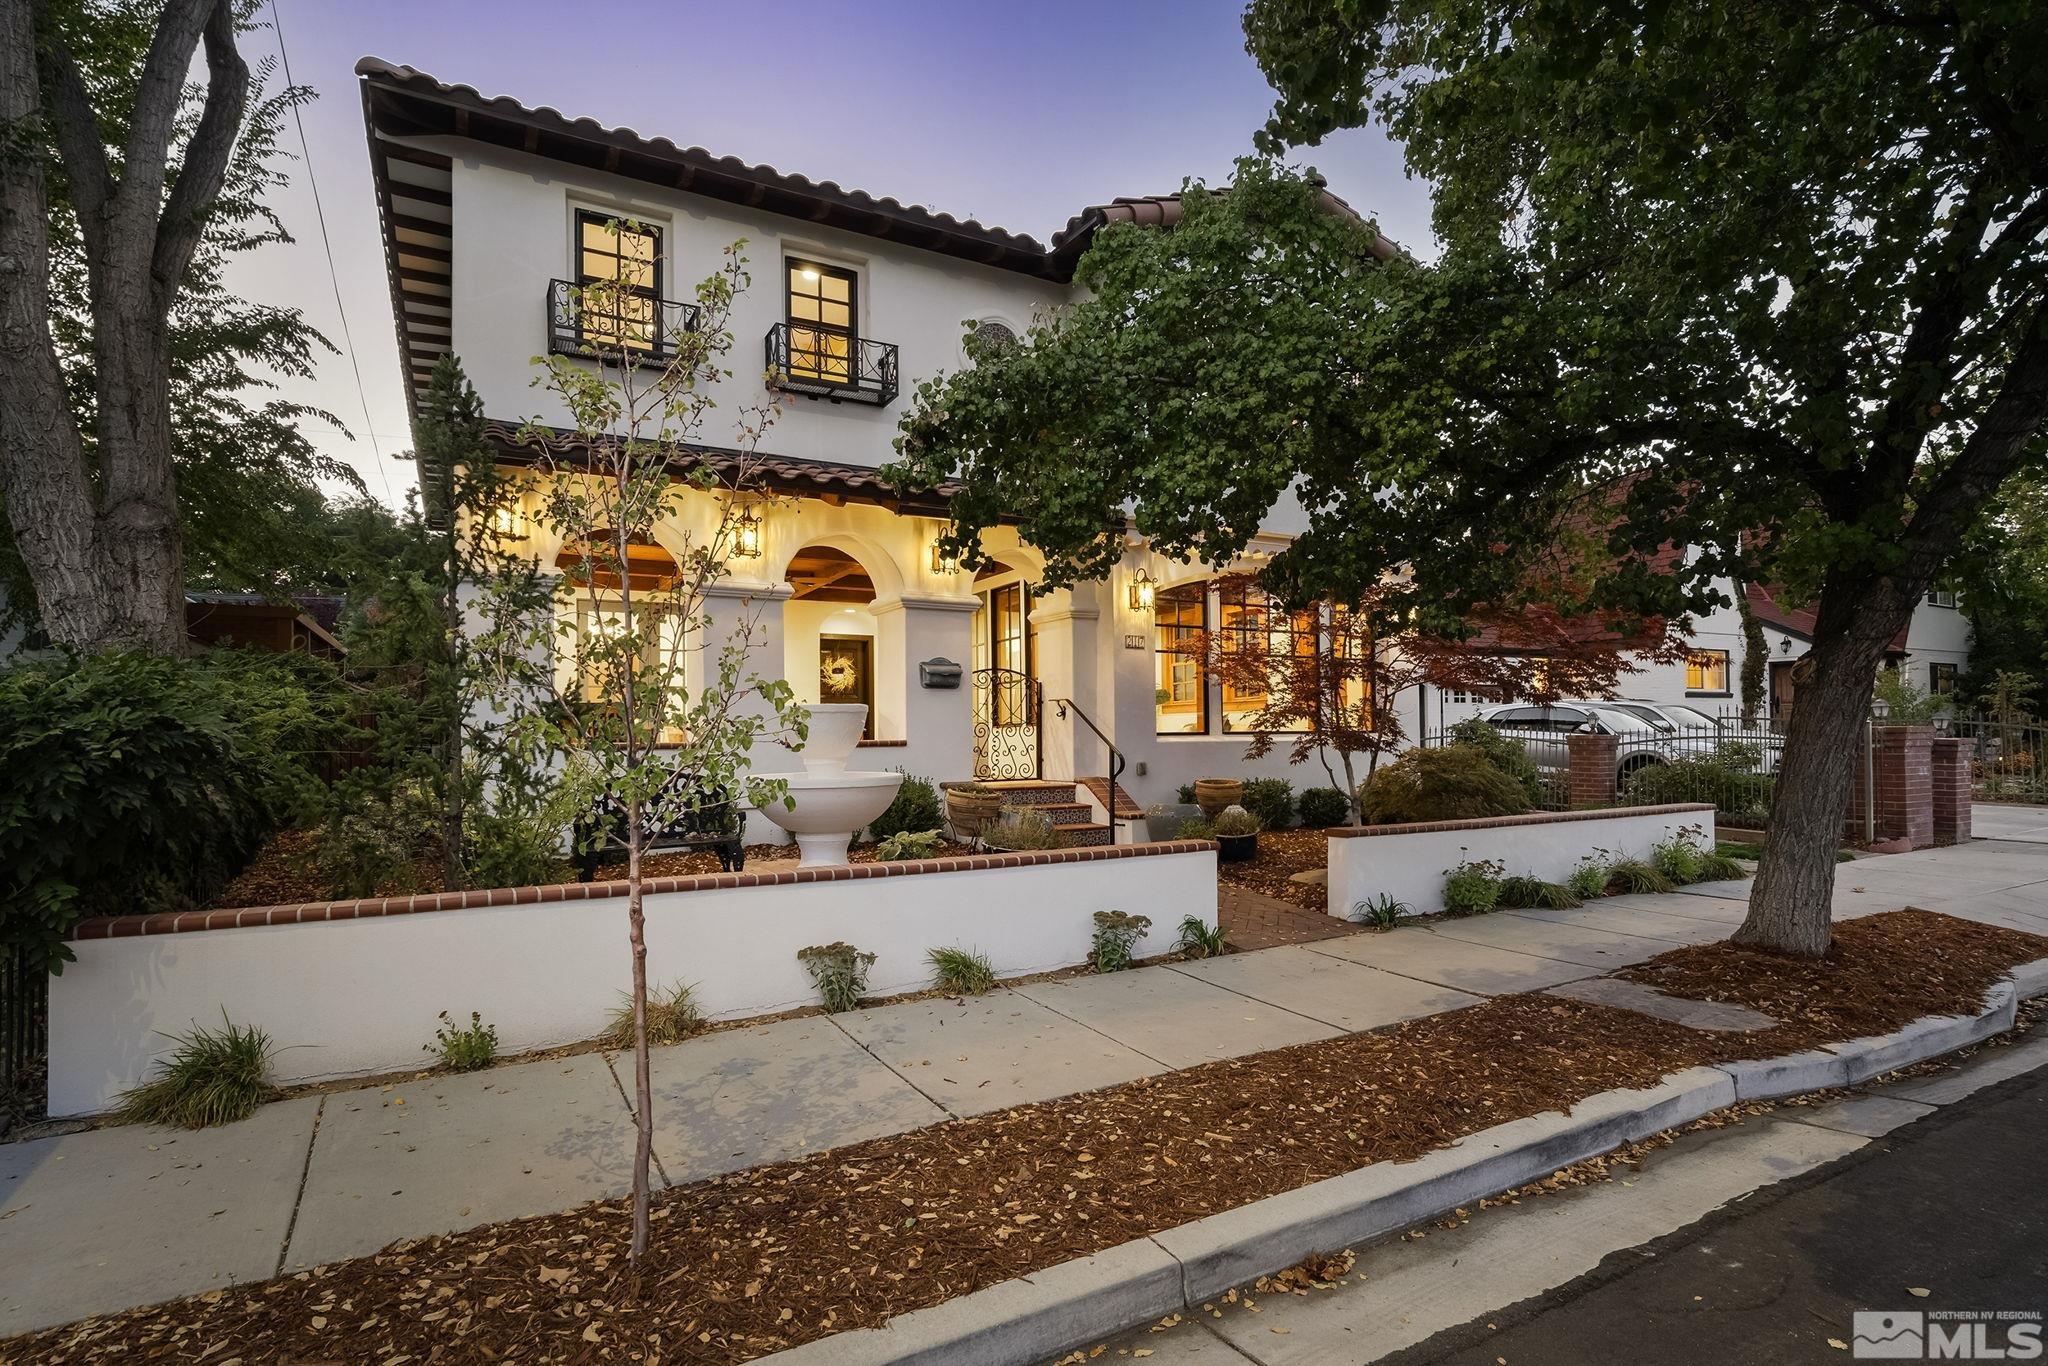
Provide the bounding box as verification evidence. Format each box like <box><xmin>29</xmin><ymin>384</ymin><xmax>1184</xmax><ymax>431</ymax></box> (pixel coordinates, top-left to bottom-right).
<box><xmin>944</xmin><ymin>787</ymin><xmax>1004</xmax><ymax>841</ymax></box>
<box><xmin>1194</xmin><ymin>778</ymin><xmax>1243</xmax><ymax>819</ymax></box>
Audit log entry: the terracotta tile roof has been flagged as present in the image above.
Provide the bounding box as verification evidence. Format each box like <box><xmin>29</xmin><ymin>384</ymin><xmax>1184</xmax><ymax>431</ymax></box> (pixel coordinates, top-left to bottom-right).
<box><xmin>1048</xmin><ymin>183</ymin><xmax>1403</xmax><ymax>267</ymax></box>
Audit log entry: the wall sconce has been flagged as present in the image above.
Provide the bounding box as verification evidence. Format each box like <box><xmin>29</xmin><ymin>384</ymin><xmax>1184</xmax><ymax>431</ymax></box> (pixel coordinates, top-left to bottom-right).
<box><xmin>930</xmin><ymin>541</ymin><xmax>960</xmax><ymax>575</ymax></box>
<box><xmin>1129</xmin><ymin>567</ymin><xmax>1157</xmax><ymax>612</ymax></box>
<box><xmin>1778</xmin><ymin>634</ymin><xmax>1794</xmax><ymax>655</ymax></box>
<box><xmin>732</xmin><ymin>506</ymin><xmax>763</xmax><ymax>560</ymax></box>
<box><xmin>490</xmin><ymin>503</ymin><xmax>528</xmax><ymax>542</ymax></box>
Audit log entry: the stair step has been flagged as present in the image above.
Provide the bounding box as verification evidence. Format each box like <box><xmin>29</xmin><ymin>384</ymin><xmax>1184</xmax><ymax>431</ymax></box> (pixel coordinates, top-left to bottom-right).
<box><xmin>978</xmin><ymin>779</ymin><xmax>1078</xmax><ymax>805</ymax></box>
<box><xmin>1080</xmin><ymin>776</ymin><xmax>1145</xmax><ymax>820</ymax></box>
<box><xmin>1053</xmin><ymin>822</ymin><xmax>1113</xmax><ymax>848</ymax></box>
<box><xmin>1031</xmin><ymin>801</ymin><xmax>1096</xmax><ymax>826</ymax></box>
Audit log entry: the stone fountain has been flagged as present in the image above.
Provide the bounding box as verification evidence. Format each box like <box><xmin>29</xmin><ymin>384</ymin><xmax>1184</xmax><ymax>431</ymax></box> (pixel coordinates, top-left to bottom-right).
<box><xmin>756</xmin><ymin>703</ymin><xmax>905</xmax><ymax>868</ymax></box>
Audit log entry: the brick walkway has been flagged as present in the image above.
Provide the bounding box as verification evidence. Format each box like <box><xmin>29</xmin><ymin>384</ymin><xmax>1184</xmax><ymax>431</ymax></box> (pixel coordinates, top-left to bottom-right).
<box><xmin>1219</xmin><ymin>882</ymin><xmax>1362</xmax><ymax>951</ymax></box>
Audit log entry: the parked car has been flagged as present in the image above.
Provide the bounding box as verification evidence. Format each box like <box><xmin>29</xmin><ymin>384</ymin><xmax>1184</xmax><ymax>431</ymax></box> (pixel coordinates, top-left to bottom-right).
<box><xmin>1602</xmin><ymin>699</ymin><xmax>1784</xmax><ymax>774</ymax></box>
<box><xmin>1470</xmin><ymin>702</ymin><xmax>1701</xmax><ymax>782</ymax></box>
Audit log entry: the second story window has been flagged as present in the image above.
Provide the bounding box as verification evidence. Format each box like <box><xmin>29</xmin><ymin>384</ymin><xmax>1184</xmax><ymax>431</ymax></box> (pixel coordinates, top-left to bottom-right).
<box><xmin>577</xmin><ymin>212</ymin><xmax>660</xmax><ymax>353</ymax></box>
<box><xmin>786</xmin><ymin>258</ymin><xmax>856</xmax><ymax>385</ymax></box>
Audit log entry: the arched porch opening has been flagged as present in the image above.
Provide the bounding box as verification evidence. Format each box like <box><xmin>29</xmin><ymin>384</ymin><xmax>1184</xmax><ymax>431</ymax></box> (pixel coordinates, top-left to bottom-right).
<box><xmin>784</xmin><ymin>543</ymin><xmax>882</xmax><ymax>738</ymax></box>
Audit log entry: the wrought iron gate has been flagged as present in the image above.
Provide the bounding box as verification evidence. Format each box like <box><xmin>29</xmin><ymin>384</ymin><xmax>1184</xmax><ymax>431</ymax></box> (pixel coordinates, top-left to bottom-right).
<box><xmin>972</xmin><ymin>667</ymin><xmax>1042</xmax><ymax>780</ymax></box>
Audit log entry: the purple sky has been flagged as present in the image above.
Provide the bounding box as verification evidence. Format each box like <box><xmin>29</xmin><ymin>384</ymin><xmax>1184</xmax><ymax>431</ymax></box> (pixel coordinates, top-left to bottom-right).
<box><xmin>231</xmin><ymin>0</ymin><xmax>1436</xmax><ymax>508</ymax></box>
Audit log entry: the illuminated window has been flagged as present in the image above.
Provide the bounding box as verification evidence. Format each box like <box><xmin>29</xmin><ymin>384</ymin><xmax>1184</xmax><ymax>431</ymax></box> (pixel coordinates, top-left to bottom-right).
<box><xmin>1930</xmin><ymin>662</ymin><xmax>1958</xmax><ymax>696</ymax></box>
<box><xmin>1154</xmin><ymin>582</ymin><xmax>1208</xmax><ymax>735</ymax></box>
<box><xmin>1218</xmin><ymin>580</ymin><xmax>1315</xmax><ymax>733</ymax></box>
<box><xmin>1685</xmin><ymin>648</ymin><xmax>1731</xmax><ymax>694</ymax></box>
<box><xmin>575</xmin><ymin>212</ymin><xmax>660</xmax><ymax>353</ymax></box>
<box><xmin>786</xmin><ymin>258</ymin><xmax>856</xmax><ymax>385</ymax></box>
<box><xmin>570</xmin><ymin>602</ymin><xmax>685</xmax><ymax>744</ymax></box>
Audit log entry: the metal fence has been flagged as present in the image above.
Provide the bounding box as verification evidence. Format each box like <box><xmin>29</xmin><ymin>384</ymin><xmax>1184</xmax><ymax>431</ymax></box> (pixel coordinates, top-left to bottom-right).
<box><xmin>1</xmin><ymin>945</ymin><xmax>48</xmax><ymax>1134</ymax></box>
<box><xmin>1940</xmin><ymin>715</ymin><xmax>2047</xmax><ymax>803</ymax></box>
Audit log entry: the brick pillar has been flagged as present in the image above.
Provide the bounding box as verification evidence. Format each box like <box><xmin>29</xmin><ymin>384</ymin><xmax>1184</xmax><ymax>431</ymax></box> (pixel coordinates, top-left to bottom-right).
<box><xmin>1871</xmin><ymin>724</ymin><xmax>1935</xmax><ymax>849</ymax></box>
<box><xmin>1931</xmin><ymin>736</ymin><xmax>1972</xmax><ymax>846</ymax></box>
<box><xmin>1566</xmin><ymin>732</ymin><xmax>1619</xmax><ymax>809</ymax></box>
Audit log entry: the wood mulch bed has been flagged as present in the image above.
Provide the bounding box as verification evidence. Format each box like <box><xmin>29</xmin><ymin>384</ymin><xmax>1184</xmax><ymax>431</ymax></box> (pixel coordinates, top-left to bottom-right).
<box><xmin>1217</xmin><ymin>828</ymin><xmax>1332</xmax><ymax>912</ymax></box>
<box><xmin>208</xmin><ymin>834</ymin><xmax>975</xmax><ymax>909</ymax></box>
<box><xmin>11</xmin><ymin>909</ymin><xmax>2042</xmax><ymax>1364</ymax></box>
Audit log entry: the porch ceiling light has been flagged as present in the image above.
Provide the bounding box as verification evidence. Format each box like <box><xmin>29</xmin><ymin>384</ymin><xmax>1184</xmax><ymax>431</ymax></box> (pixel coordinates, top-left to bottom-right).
<box><xmin>1130</xmin><ymin>567</ymin><xmax>1157</xmax><ymax>612</ymax></box>
<box><xmin>732</xmin><ymin>506</ymin><xmax>763</xmax><ymax>560</ymax></box>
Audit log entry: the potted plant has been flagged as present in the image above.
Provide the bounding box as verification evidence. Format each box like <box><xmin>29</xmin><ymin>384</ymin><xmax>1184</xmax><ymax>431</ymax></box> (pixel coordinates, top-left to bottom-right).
<box><xmin>1210</xmin><ymin>804</ymin><xmax>1263</xmax><ymax>863</ymax></box>
<box><xmin>1146</xmin><ymin>800</ymin><xmax>1202</xmax><ymax>841</ymax></box>
<box><xmin>942</xmin><ymin>781</ymin><xmax>1004</xmax><ymax>844</ymax></box>
<box><xmin>1194</xmin><ymin>777</ymin><xmax>1243</xmax><ymax>819</ymax></box>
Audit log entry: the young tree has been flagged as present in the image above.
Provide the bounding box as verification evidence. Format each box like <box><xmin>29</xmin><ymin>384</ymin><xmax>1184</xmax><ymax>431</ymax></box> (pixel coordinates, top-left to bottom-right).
<box><xmin>0</xmin><ymin>0</ymin><xmax>341</xmax><ymax>652</ymax></box>
<box><xmin>515</xmin><ymin>233</ymin><xmax>803</xmax><ymax>1268</ymax></box>
<box><xmin>1206</xmin><ymin>573</ymin><xmax>1681</xmax><ymax>822</ymax></box>
<box><xmin>1237</xmin><ymin>1</ymin><xmax>2047</xmax><ymax>958</ymax></box>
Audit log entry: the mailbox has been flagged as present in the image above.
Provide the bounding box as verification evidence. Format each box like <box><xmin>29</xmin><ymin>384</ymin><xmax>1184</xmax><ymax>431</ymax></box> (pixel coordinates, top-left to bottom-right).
<box><xmin>919</xmin><ymin>657</ymin><xmax>963</xmax><ymax>689</ymax></box>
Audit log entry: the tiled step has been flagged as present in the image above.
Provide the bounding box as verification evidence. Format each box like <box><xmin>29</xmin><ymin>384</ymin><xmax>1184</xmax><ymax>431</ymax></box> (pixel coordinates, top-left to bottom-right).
<box><xmin>977</xmin><ymin>779</ymin><xmax>1078</xmax><ymax>806</ymax></box>
<box><xmin>1080</xmin><ymin>776</ymin><xmax>1145</xmax><ymax>821</ymax></box>
<box><xmin>1052</xmin><ymin>821</ymin><xmax>1113</xmax><ymax>848</ymax></box>
<box><xmin>1035</xmin><ymin>801</ymin><xmax>1097</xmax><ymax>827</ymax></box>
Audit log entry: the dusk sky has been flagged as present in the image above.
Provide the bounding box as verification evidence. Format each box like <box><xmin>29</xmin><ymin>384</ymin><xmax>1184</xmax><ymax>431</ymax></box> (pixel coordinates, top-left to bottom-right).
<box><xmin>234</xmin><ymin>0</ymin><xmax>1438</xmax><ymax>508</ymax></box>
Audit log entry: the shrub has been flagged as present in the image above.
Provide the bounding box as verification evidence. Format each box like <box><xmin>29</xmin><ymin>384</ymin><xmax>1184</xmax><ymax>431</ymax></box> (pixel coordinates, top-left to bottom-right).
<box><xmin>425</xmin><ymin>1010</ymin><xmax>498</xmax><ymax>1072</ymax></box>
<box><xmin>1350</xmin><ymin>893</ymin><xmax>1409</xmax><ymax>930</ymax></box>
<box><xmin>117</xmin><ymin>1013</ymin><xmax>277</xmax><ymax>1129</ymax></box>
<box><xmin>798</xmin><ymin>941</ymin><xmax>876</xmax><ymax>1012</ymax></box>
<box><xmin>1621</xmin><ymin>743</ymin><xmax>1774</xmax><ymax>826</ymax></box>
<box><xmin>1296</xmin><ymin>786</ymin><xmax>1351</xmax><ymax>828</ymax></box>
<box><xmin>1211</xmin><ymin>806</ymin><xmax>1264</xmax><ymax>837</ymax></box>
<box><xmin>1650</xmin><ymin>833</ymin><xmax>1705</xmax><ymax>885</ymax></box>
<box><xmin>1090</xmin><ymin>910</ymin><xmax>1152</xmax><ymax>972</ymax></box>
<box><xmin>1606</xmin><ymin>859</ymin><xmax>1675</xmax><ymax>895</ymax></box>
<box><xmin>1</xmin><ymin>650</ymin><xmax>344</xmax><ymax>972</ymax></box>
<box><xmin>868</xmin><ymin>773</ymin><xmax>943</xmax><ymax>841</ymax></box>
<box><xmin>983</xmin><ymin>807</ymin><xmax>1063</xmax><ymax>851</ymax></box>
<box><xmin>1446</xmin><ymin>718</ymin><xmax>1545</xmax><ymax>807</ymax></box>
<box><xmin>1694</xmin><ymin>851</ymin><xmax>1748</xmax><ymax>882</ymax></box>
<box><xmin>1441</xmin><ymin>856</ymin><xmax>1506</xmax><ymax>916</ymax></box>
<box><xmin>1173</xmin><ymin>915</ymin><xmax>1228</xmax><ymax>958</ymax></box>
<box><xmin>1566</xmin><ymin>853</ymin><xmax>1611</xmax><ymax>900</ymax></box>
<box><xmin>1239</xmin><ymin>778</ymin><xmax>1295</xmax><ymax>830</ymax></box>
<box><xmin>1176</xmin><ymin>816</ymin><xmax>1216</xmax><ymax>840</ymax></box>
<box><xmin>463</xmin><ymin>767</ymin><xmax>580</xmax><ymax>889</ymax></box>
<box><xmin>317</xmin><ymin>779</ymin><xmax>439</xmax><ymax>899</ymax></box>
<box><xmin>927</xmin><ymin>946</ymin><xmax>997</xmax><ymax>995</ymax></box>
<box><xmin>1176</xmin><ymin>783</ymin><xmax>1197</xmax><ymax>803</ymax></box>
<box><xmin>1496</xmin><ymin>875</ymin><xmax>1583</xmax><ymax>910</ymax></box>
<box><xmin>1361</xmin><ymin>745</ymin><xmax>1533</xmax><ymax>825</ymax></box>
<box><xmin>604</xmin><ymin>980</ymin><xmax>704</xmax><ymax>1048</ymax></box>
<box><xmin>875</xmin><ymin>829</ymin><xmax>946</xmax><ymax>860</ymax></box>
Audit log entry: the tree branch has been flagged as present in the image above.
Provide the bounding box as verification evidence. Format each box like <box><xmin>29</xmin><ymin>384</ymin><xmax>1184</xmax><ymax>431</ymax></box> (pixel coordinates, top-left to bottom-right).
<box><xmin>115</xmin><ymin>0</ymin><xmax>215</xmax><ymax>228</ymax></box>
<box><xmin>35</xmin><ymin>36</ymin><xmax>112</xmax><ymax>263</ymax></box>
<box><xmin>151</xmin><ymin>0</ymin><xmax>245</xmax><ymax>302</ymax></box>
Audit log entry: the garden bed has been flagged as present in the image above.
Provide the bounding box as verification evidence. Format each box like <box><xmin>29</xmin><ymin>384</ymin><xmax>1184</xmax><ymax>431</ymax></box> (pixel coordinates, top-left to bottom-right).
<box><xmin>12</xmin><ymin>909</ymin><xmax>2042</xmax><ymax>1364</ymax></box>
<box><xmin>1216</xmin><ymin>828</ymin><xmax>1333</xmax><ymax>912</ymax></box>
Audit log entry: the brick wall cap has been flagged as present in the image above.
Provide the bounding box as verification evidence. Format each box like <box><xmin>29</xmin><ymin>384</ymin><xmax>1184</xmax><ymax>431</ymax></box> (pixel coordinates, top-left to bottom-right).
<box><xmin>1327</xmin><ymin>802</ymin><xmax>1713</xmax><ymax>839</ymax></box>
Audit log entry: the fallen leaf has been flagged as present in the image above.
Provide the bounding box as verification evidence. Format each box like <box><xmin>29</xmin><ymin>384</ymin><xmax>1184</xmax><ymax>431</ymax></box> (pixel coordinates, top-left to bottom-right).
<box><xmin>1908</xmin><ymin>1287</ymin><xmax>1930</xmax><ymax>1297</ymax></box>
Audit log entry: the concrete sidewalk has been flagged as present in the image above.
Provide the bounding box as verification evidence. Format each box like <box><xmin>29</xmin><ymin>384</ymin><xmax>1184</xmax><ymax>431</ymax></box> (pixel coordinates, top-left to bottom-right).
<box><xmin>5</xmin><ymin>826</ymin><xmax>2047</xmax><ymax>1336</ymax></box>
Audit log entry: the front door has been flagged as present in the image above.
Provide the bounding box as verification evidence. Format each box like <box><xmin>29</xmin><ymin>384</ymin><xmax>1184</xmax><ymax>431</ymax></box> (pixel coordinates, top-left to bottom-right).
<box><xmin>972</xmin><ymin>580</ymin><xmax>1039</xmax><ymax>778</ymax></box>
<box><xmin>1769</xmin><ymin>660</ymin><xmax>1797</xmax><ymax>732</ymax></box>
<box><xmin>819</xmin><ymin>635</ymin><xmax>873</xmax><ymax>739</ymax></box>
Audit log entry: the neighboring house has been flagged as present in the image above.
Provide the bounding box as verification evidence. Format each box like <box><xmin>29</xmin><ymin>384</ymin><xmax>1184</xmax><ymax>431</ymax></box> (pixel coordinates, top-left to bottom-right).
<box><xmin>184</xmin><ymin>592</ymin><xmax>348</xmax><ymax>661</ymax></box>
<box><xmin>357</xmin><ymin>60</ymin><xmax>1969</xmax><ymax>831</ymax></box>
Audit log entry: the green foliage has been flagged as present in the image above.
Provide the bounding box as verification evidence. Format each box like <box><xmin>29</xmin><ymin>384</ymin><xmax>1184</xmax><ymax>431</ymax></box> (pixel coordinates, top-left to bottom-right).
<box><xmin>425</xmin><ymin>1011</ymin><xmax>498</xmax><ymax>1072</ymax></box>
<box><xmin>1566</xmin><ymin>855</ymin><xmax>1611</xmax><ymax>901</ymax></box>
<box><xmin>1296</xmin><ymin>786</ymin><xmax>1351</xmax><ymax>828</ymax></box>
<box><xmin>0</xmin><ymin>650</ymin><xmax>346</xmax><ymax>971</ymax></box>
<box><xmin>1606</xmin><ymin>860</ymin><xmax>1676</xmax><ymax>896</ymax></box>
<box><xmin>1496</xmin><ymin>876</ymin><xmax>1582</xmax><ymax>910</ymax></box>
<box><xmin>1650</xmin><ymin>831</ymin><xmax>1707</xmax><ymax>885</ymax></box>
<box><xmin>117</xmin><ymin>1013</ymin><xmax>277</xmax><ymax>1130</ymax></box>
<box><xmin>1441</xmin><ymin>857</ymin><xmax>1505</xmax><ymax>916</ymax></box>
<box><xmin>1210</xmin><ymin>807</ymin><xmax>1264</xmax><ymax>838</ymax></box>
<box><xmin>1954</xmin><ymin>472</ymin><xmax>2048</xmax><ymax>716</ymax></box>
<box><xmin>1350</xmin><ymin>893</ymin><xmax>1410</xmax><ymax>930</ymax></box>
<box><xmin>1176</xmin><ymin>784</ymin><xmax>1197</xmax><ymax>804</ymax></box>
<box><xmin>927</xmin><ymin>946</ymin><xmax>997</xmax><ymax>995</ymax></box>
<box><xmin>315</xmin><ymin>780</ymin><xmax>438</xmax><ymax>899</ymax></box>
<box><xmin>798</xmin><ymin>942</ymin><xmax>876</xmax><ymax>1013</ymax></box>
<box><xmin>604</xmin><ymin>981</ymin><xmax>704</xmax><ymax>1048</ymax></box>
<box><xmin>1694</xmin><ymin>852</ymin><xmax>1749</xmax><ymax>883</ymax></box>
<box><xmin>868</xmin><ymin>773</ymin><xmax>944</xmax><ymax>841</ymax></box>
<box><xmin>1873</xmin><ymin>666</ymin><xmax>1946</xmax><ymax>725</ymax></box>
<box><xmin>1622</xmin><ymin>744</ymin><xmax>1774</xmax><ymax>827</ymax></box>
<box><xmin>1176</xmin><ymin>816</ymin><xmax>1216</xmax><ymax>840</ymax></box>
<box><xmin>875</xmin><ymin>829</ymin><xmax>947</xmax><ymax>861</ymax></box>
<box><xmin>1090</xmin><ymin>911</ymin><xmax>1153</xmax><ymax>973</ymax></box>
<box><xmin>1445</xmin><ymin>720</ymin><xmax>1545</xmax><ymax>807</ymax></box>
<box><xmin>1239</xmin><ymin>778</ymin><xmax>1296</xmax><ymax>830</ymax></box>
<box><xmin>1361</xmin><ymin>745</ymin><xmax>1532</xmax><ymax>825</ymax></box>
<box><xmin>1173</xmin><ymin>915</ymin><xmax>1229</xmax><ymax>959</ymax></box>
<box><xmin>983</xmin><ymin>807</ymin><xmax>1064</xmax><ymax>851</ymax></box>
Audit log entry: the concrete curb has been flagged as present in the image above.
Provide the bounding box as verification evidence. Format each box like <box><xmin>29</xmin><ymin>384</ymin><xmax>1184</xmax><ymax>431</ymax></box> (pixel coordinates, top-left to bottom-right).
<box><xmin>757</xmin><ymin>969</ymin><xmax>2046</xmax><ymax>1366</ymax></box>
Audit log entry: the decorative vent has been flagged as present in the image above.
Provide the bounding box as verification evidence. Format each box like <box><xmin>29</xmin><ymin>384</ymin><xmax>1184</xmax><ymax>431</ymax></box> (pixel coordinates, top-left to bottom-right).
<box><xmin>973</xmin><ymin>319</ymin><xmax>1018</xmax><ymax>349</ymax></box>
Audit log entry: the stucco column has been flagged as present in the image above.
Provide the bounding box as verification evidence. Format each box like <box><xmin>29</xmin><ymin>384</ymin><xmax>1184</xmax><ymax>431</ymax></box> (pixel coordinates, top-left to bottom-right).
<box><xmin>1029</xmin><ymin>589</ymin><xmax>1103</xmax><ymax>781</ymax></box>
<box><xmin>699</xmin><ymin>579</ymin><xmax>797</xmax><ymax>775</ymax></box>
<box><xmin>869</xmin><ymin>591</ymin><xmax>979</xmax><ymax>782</ymax></box>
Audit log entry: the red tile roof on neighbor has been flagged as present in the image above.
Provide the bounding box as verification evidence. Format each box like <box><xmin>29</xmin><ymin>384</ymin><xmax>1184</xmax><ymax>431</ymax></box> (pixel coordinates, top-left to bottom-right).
<box><xmin>1745</xmin><ymin>581</ymin><xmax>1909</xmax><ymax>651</ymax></box>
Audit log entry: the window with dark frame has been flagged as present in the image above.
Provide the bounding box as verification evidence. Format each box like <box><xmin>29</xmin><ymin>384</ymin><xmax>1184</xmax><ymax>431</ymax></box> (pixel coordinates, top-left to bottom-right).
<box><xmin>1155</xmin><ymin>582</ymin><xmax>1209</xmax><ymax>735</ymax></box>
<box><xmin>786</xmin><ymin>258</ymin><xmax>857</xmax><ymax>386</ymax></box>
<box><xmin>575</xmin><ymin>211</ymin><xmax>661</xmax><ymax>353</ymax></box>
<box><xmin>1930</xmin><ymin>662</ymin><xmax>1959</xmax><ymax>696</ymax></box>
<box><xmin>1926</xmin><ymin>588</ymin><xmax>1958</xmax><ymax>608</ymax></box>
<box><xmin>1218</xmin><ymin>579</ymin><xmax>1316</xmax><ymax>733</ymax></box>
<box><xmin>1686</xmin><ymin>648</ymin><xmax>1731</xmax><ymax>694</ymax></box>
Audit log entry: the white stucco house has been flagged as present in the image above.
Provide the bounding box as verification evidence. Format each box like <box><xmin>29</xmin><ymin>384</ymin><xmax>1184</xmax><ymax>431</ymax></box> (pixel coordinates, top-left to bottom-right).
<box><xmin>357</xmin><ymin>59</ymin><xmax>1971</xmax><ymax>837</ymax></box>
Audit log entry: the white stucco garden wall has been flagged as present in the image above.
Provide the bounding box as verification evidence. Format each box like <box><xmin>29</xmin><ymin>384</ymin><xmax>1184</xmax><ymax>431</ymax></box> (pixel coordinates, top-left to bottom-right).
<box><xmin>1326</xmin><ymin>804</ymin><xmax>1716</xmax><ymax>920</ymax></box>
<box><xmin>46</xmin><ymin>846</ymin><xmax>1216</xmax><ymax>1117</ymax></box>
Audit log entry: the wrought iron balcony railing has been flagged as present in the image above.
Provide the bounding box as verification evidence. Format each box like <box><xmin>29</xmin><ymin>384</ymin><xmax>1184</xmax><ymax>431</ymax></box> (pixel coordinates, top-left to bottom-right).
<box><xmin>547</xmin><ymin>278</ymin><xmax>700</xmax><ymax>364</ymax></box>
<box><xmin>765</xmin><ymin>322</ymin><xmax>899</xmax><ymax>406</ymax></box>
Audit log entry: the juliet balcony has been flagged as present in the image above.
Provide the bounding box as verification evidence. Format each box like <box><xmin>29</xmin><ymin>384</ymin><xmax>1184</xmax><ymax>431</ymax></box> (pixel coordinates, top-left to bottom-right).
<box><xmin>546</xmin><ymin>278</ymin><xmax>701</xmax><ymax>364</ymax></box>
<box><xmin>765</xmin><ymin>322</ymin><xmax>900</xmax><ymax>406</ymax></box>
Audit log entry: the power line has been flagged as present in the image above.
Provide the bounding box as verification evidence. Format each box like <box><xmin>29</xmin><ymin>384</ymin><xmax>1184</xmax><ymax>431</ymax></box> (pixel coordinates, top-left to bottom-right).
<box><xmin>270</xmin><ymin>0</ymin><xmax>394</xmax><ymax>506</ymax></box>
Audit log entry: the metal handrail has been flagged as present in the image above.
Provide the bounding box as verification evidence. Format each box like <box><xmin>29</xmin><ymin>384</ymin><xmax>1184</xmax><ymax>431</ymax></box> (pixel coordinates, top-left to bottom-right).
<box><xmin>764</xmin><ymin>322</ymin><xmax>900</xmax><ymax>406</ymax></box>
<box><xmin>1051</xmin><ymin>697</ymin><xmax>1125</xmax><ymax>843</ymax></box>
<box><xmin>546</xmin><ymin>278</ymin><xmax>701</xmax><ymax>363</ymax></box>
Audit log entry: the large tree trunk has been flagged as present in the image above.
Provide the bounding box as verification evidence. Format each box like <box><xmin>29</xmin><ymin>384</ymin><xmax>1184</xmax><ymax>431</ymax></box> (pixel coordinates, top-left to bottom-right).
<box><xmin>1735</xmin><ymin>577</ymin><xmax>1920</xmax><ymax>955</ymax></box>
